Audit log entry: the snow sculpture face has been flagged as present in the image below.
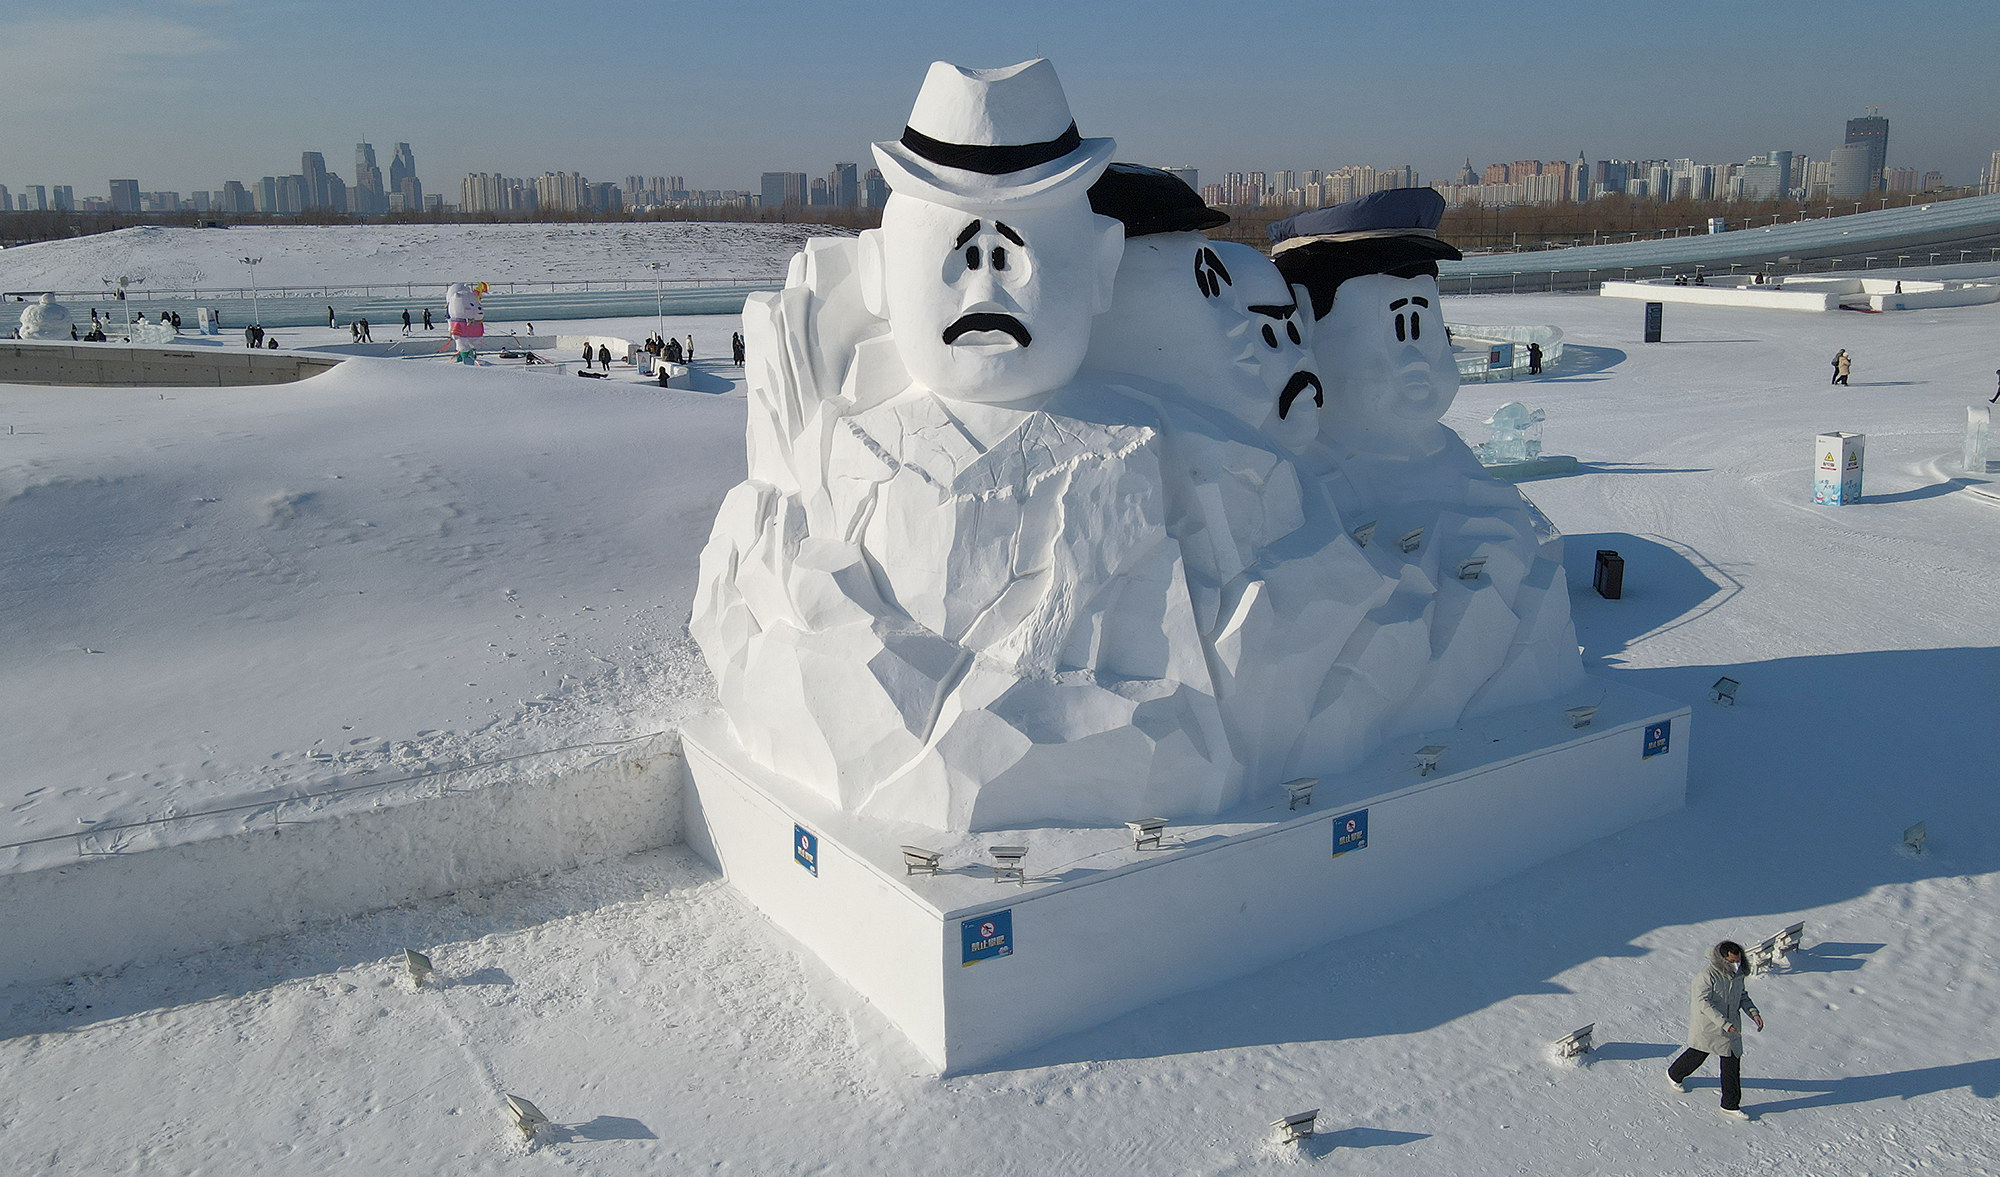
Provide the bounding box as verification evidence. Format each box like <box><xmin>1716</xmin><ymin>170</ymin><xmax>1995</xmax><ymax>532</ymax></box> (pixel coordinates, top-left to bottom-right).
<box><xmin>862</xmin><ymin>191</ymin><xmax>1123</xmax><ymax>405</ymax></box>
<box><xmin>1316</xmin><ymin>272</ymin><xmax>1457</xmax><ymax>439</ymax></box>
<box><xmin>1086</xmin><ymin>235</ymin><xmax>1318</xmax><ymax>450</ymax></box>
<box><xmin>445</xmin><ymin>282</ymin><xmax>485</xmax><ymax>328</ymax></box>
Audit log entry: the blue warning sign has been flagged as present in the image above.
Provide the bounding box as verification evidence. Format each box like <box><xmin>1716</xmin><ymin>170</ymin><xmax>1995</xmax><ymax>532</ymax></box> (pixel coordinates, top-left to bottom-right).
<box><xmin>794</xmin><ymin>824</ymin><xmax>818</xmax><ymax>876</ymax></box>
<box><xmin>961</xmin><ymin>910</ymin><xmax>1013</xmax><ymax>966</ymax></box>
<box><xmin>1643</xmin><ymin>720</ymin><xmax>1671</xmax><ymax>759</ymax></box>
<box><xmin>1332</xmin><ymin>809</ymin><xmax>1369</xmax><ymax>858</ymax></box>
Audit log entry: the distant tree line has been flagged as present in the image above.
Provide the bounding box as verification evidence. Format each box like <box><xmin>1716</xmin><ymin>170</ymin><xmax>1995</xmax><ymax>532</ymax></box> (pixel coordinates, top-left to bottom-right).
<box><xmin>3</xmin><ymin>186</ymin><xmax>1973</xmax><ymax>255</ymax></box>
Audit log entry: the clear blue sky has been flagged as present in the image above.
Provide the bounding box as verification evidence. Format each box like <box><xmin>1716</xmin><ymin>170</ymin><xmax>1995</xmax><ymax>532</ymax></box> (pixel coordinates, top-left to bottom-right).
<box><xmin>4</xmin><ymin>0</ymin><xmax>1996</xmax><ymax>198</ymax></box>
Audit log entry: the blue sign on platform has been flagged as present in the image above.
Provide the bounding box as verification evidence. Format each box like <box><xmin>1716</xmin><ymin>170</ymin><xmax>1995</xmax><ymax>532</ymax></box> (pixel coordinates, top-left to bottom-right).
<box><xmin>961</xmin><ymin>910</ymin><xmax>1013</xmax><ymax>966</ymax></box>
<box><xmin>1332</xmin><ymin>809</ymin><xmax>1369</xmax><ymax>858</ymax></box>
<box><xmin>1643</xmin><ymin>720</ymin><xmax>1671</xmax><ymax>759</ymax></box>
<box><xmin>794</xmin><ymin>824</ymin><xmax>819</xmax><ymax>876</ymax></box>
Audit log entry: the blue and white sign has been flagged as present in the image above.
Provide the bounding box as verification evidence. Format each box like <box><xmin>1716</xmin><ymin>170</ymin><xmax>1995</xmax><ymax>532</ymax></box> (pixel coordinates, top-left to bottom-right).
<box><xmin>1332</xmin><ymin>809</ymin><xmax>1369</xmax><ymax>858</ymax></box>
<box><xmin>793</xmin><ymin>824</ymin><xmax>818</xmax><ymax>876</ymax></box>
<box><xmin>961</xmin><ymin>910</ymin><xmax>1013</xmax><ymax>966</ymax></box>
<box><xmin>1643</xmin><ymin>720</ymin><xmax>1671</xmax><ymax>759</ymax></box>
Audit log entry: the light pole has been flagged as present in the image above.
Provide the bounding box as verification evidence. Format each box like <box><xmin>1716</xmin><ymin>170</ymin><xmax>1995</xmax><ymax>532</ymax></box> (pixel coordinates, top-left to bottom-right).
<box><xmin>648</xmin><ymin>261</ymin><xmax>670</xmax><ymax>340</ymax></box>
<box><xmin>240</xmin><ymin>256</ymin><xmax>263</xmax><ymax>326</ymax></box>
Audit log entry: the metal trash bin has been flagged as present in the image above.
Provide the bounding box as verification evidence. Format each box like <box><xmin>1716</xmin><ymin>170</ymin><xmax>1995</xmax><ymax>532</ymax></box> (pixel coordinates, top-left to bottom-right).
<box><xmin>1593</xmin><ymin>549</ymin><xmax>1624</xmax><ymax>599</ymax></box>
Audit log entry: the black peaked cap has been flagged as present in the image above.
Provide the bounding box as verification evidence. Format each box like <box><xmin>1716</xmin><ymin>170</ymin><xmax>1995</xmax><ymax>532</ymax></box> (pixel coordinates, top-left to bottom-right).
<box><xmin>1088</xmin><ymin>162</ymin><xmax>1231</xmax><ymax>238</ymax></box>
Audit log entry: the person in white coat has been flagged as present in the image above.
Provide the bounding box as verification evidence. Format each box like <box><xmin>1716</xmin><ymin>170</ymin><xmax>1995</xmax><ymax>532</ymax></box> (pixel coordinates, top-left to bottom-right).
<box><xmin>1667</xmin><ymin>941</ymin><xmax>1765</xmax><ymax>1119</ymax></box>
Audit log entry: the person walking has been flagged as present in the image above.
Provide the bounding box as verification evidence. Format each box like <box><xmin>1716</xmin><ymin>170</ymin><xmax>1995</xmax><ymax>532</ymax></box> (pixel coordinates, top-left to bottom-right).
<box><xmin>582</xmin><ymin>341</ymin><xmax>593</xmax><ymax>370</ymax></box>
<box><xmin>685</xmin><ymin>334</ymin><xmax>694</xmax><ymax>362</ymax></box>
<box><xmin>1667</xmin><ymin>941</ymin><xmax>1764</xmax><ymax>1120</ymax></box>
<box><xmin>327</xmin><ymin>306</ymin><xmax>336</xmax><ymax>328</ymax></box>
<box><xmin>1834</xmin><ymin>349</ymin><xmax>1851</xmax><ymax>386</ymax></box>
<box><xmin>422</xmin><ymin>307</ymin><xmax>434</xmax><ymax>331</ymax></box>
<box><xmin>597</xmin><ymin>343</ymin><xmax>611</xmax><ymax>370</ymax></box>
<box><xmin>402</xmin><ymin>309</ymin><xmax>412</xmax><ymax>334</ymax></box>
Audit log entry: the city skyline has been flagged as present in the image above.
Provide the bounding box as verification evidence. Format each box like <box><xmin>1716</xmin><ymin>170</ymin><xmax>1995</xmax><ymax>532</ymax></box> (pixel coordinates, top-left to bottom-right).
<box><xmin>2</xmin><ymin>0</ymin><xmax>1996</xmax><ymax>198</ymax></box>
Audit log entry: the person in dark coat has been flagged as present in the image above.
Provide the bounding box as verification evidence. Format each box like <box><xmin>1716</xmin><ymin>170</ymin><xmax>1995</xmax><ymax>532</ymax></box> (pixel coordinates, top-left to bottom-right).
<box><xmin>597</xmin><ymin>343</ymin><xmax>612</xmax><ymax>370</ymax></box>
<box><xmin>1528</xmin><ymin>341</ymin><xmax>1543</xmax><ymax>374</ymax></box>
<box><xmin>582</xmin><ymin>342</ymin><xmax>594</xmax><ymax>369</ymax></box>
<box><xmin>1989</xmin><ymin>369</ymin><xmax>1999</xmax><ymax>404</ymax></box>
<box><xmin>327</xmin><ymin>306</ymin><xmax>336</xmax><ymax>327</ymax></box>
<box><xmin>402</xmin><ymin>309</ymin><xmax>412</xmax><ymax>334</ymax></box>
<box><xmin>423</xmin><ymin>307</ymin><xmax>434</xmax><ymax>330</ymax></box>
<box><xmin>1667</xmin><ymin>941</ymin><xmax>1764</xmax><ymax>1120</ymax></box>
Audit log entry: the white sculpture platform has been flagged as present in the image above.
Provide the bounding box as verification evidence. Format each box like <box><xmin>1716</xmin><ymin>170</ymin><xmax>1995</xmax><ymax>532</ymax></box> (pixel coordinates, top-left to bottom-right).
<box><xmin>681</xmin><ymin>676</ymin><xmax>1689</xmax><ymax>1073</ymax></box>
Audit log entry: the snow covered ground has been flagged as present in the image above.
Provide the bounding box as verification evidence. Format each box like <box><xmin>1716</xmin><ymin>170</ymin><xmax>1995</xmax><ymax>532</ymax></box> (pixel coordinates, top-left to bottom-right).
<box><xmin>3</xmin><ymin>225</ymin><xmax>1998</xmax><ymax>1173</ymax></box>
<box><xmin>0</xmin><ymin>223</ymin><xmax>825</xmax><ymax>293</ymax></box>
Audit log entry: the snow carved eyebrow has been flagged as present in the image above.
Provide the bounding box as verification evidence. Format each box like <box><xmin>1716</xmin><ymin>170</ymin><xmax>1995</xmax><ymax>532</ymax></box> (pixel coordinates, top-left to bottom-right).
<box><xmin>953</xmin><ymin>221</ymin><xmax>983</xmax><ymax>249</ymax></box>
<box><xmin>1388</xmin><ymin>296</ymin><xmax>1431</xmax><ymax>310</ymax></box>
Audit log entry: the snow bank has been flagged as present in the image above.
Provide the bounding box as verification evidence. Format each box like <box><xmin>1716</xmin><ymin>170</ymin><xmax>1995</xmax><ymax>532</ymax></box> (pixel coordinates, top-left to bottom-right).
<box><xmin>0</xmin><ymin>741</ymin><xmax>684</xmax><ymax>990</ymax></box>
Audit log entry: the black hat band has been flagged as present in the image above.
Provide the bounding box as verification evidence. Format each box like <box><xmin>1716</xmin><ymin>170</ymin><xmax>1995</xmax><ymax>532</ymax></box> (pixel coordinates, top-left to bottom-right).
<box><xmin>899</xmin><ymin>122</ymin><xmax>1082</xmax><ymax>176</ymax></box>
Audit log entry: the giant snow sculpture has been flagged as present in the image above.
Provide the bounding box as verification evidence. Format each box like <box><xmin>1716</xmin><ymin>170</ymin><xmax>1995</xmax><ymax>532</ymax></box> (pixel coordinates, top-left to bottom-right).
<box><xmin>18</xmin><ymin>293</ymin><xmax>74</xmax><ymax>340</ymax></box>
<box><xmin>692</xmin><ymin>60</ymin><xmax>1584</xmax><ymax>834</ymax></box>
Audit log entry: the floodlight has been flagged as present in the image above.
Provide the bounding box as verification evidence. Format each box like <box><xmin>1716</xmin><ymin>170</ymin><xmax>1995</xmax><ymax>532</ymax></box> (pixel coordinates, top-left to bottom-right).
<box><xmin>1126</xmin><ymin>818</ymin><xmax>1168</xmax><ymax>851</ymax></box>
<box><xmin>1413</xmin><ymin>745</ymin><xmax>1446</xmax><ymax>776</ymax></box>
<box><xmin>1457</xmin><ymin>556</ymin><xmax>1487</xmax><ymax>581</ymax></box>
<box><xmin>1565</xmin><ymin>705</ymin><xmax>1599</xmax><ymax>729</ymax></box>
<box><xmin>1709</xmin><ymin>677</ymin><xmax>1739</xmax><ymax>706</ymax></box>
<box><xmin>1554</xmin><ymin>1023</ymin><xmax>1595</xmax><ymax>1059</ymax></box>
<box><xmin>404</xmin><ymin>948</ymin><xmax>434</xmax><ymax>987</ymax></box>
<box><xmin>1903</xmin><ymin>821</ymin><xmax>1927</xmax><ymax>854</ymax></box>
<box><xmin>1271</xmin><ymin>1109</ymin><xmax>1319</xmax><ymax>1144</ymax></box>
<box><xmin>1284</xmin><ymin>777</ymin><xmax>1318</xmax><ymax>810</ymax></box>
<box><xmin>989</xmin><ymin>845</ymin><xmax>1028</xmax><ymax>884</ymax></box>
<box><xmin>504</xmin><ymin>1094</ymin><xmax>549</xmax><ymax>1139</ymax></box>
<box><xmin>1351</xmin><ymin>521</ymin><xmax>1377</xmax><ymax>548</ymax></box>
<box><xmin>901</xmin><ymin>845</ymin><xmax>944</xmax><ymax>876</ymax></box>
<box><xmin>1398</xmin><ymin>527</ymin><xmax>1425</xmax><ymax>554</ymax></box>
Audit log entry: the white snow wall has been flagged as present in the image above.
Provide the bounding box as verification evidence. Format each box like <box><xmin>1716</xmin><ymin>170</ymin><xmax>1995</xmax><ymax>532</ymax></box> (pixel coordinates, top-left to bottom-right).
<box><xmin>0</xmin><ymin>744</ymin><xmax>684</xmax><ymax>990</ymax></box>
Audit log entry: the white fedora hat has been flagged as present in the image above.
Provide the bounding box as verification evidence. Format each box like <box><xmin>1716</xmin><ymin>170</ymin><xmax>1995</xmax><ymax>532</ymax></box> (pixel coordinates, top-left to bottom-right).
<box><xmin>872</xmin><ymin>59</ymin><xmax>1114</xmax><ymax>208</ymax></box>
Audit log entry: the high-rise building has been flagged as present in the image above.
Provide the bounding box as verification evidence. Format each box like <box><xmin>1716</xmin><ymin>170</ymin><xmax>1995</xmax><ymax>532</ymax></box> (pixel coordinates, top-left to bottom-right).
<box><xmin>110</xmin><ymin>179</ymin><xmax>141</xmax><ymax>213</ymax></box>
<box><xmin>51</xmin><ymin>184</ymin><xmax>75</xmax><ymax>211</ymax></box>
<box><xmin>24</xmin><ymin>185</ymin><xmax>49</xmax><ymax>211</ymax></box>
<box><xmin>1844</xmin><ymin>113</ymin><xmax>1889</xmax><ymax>192</ymax></box>
<box><xmin>221</xmin><ymin>180</ymin><xmax>250</xmax><ymax>213</ymax></box>
<box><xmin>256</xmin><ymin>176</ymin><xmax>278</xmax><ymax>213</ymax></box>
<box><xmin>831</xmin><ymin>162</ymin><xmax>859</xmax><ymax>208</ymax></box>
<box><xmin>353</xmin><ymin>142</ymin><xmax>386</xmax><ymax>215</ymax></box>
<box><xmin>389</xmin><ymin>143</ymin><xmax>422</xmax><ymax>211</ymax></box>
<box><xmin>301</xmin><ymin>151</ymin><xmax>331</xmax><ymax>209</ymax></box>
<box><xmin>760</xmin><ymin>172</ymin><xmax>807</xmax><ymax>208</ymax></box>
<box><xmin>1164</xmin><ymin>166</ymin><xmax>1198</xmax><ymax>193</ymax></box>
<box><xmin>863</xmin><ymin>168</ymin><xmax>889</xmax><ymax>208</ymax></box>
<box><xmin>1828</xmin><ymin>143</ymin><xmax>1874</xmax><ymax>200</ymax></box>
<box><xmin>0</xmin><ymin>185</ymin><xmax>10</xmax><ymax>211</ymax></box>
<box><xmin>1985</xmin><ymin>150</ymin><xmax>2000</xmax><ymax>195</ymax></box>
